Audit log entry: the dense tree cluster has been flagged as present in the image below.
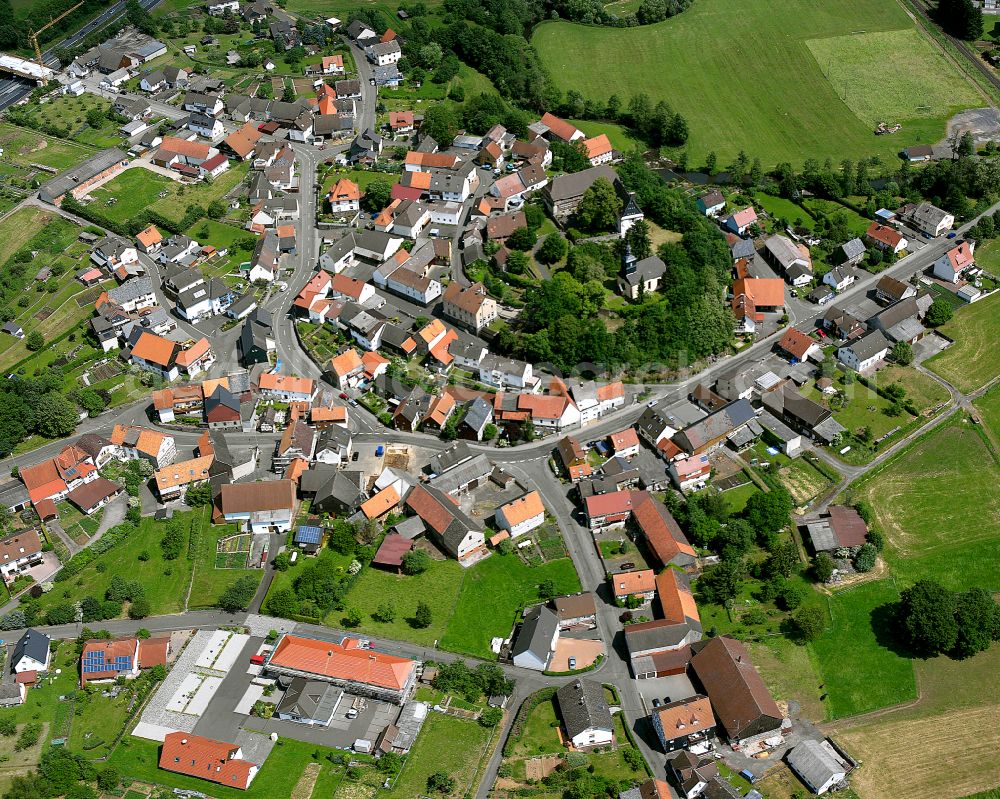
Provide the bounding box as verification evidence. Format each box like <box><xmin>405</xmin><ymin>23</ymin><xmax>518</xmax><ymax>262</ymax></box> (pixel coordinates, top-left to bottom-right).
<box><xmin>0</xmin><ymin>374</ymin><xmax>82</xmax><ymax>456</ymax></box>
<box><xmin>935</xmin><ymin>0</ymin><xmax>984</xmax><ymax>40</ymax></box>
<box><xmin>432</xmin><ymin>660</ymin><xmax>514</xmax><ymax>702</ymax></box>
<box><xmin>0</xmin><ymin>0</ymin><xmax>113</xmax><ymax>51</ymax></box>
<box><xmin>897</xmin><ymin>579</ymin><xmax>1000</xmax><ymax>659</ymax></box>
<box><xmin>495</xmin><ymin>155</ymin><xmax>732</xmax><ymax>375</ymax></box>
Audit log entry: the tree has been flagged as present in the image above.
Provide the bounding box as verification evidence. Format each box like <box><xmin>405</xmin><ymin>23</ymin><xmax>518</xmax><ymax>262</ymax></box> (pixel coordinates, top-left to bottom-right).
<box><xmin>96</xmin><ymin>767</ymin><xmax>121</xmax><ymax>792</ymax></box>
<box><xmin>402</xmin><ymin>548</ymin><xmax>430</xmax><ymax>575</ymax></box>
<box><xmin>413</xmin><ymin>600</ymin><xmax>432</xmax><ymax>628</ymax></box>
<box><xmin>952</xmin><ymin>588</ymin><xmax>1000</xmax><ymax>659</ymax></box>
<box><xmin>925</xmin><ymin>297</ymin><xmax>954</xmax><ymax>327</ymax></box>
<box><xmin>536</xmin><ymin>233</ymin><xmax>568</xmax><ymax>265</ymax></box>
<box><xmin>624</xmin><ymin>219</ymin><xmax>652</xmax><ymax>261</ymax></box>
<box><xmin>86</xmin><ymin>108</ymin><xmax>105</xmax><ymax>129</ymax></box>
<box><xmin>793</xmin><ymin>605</ymin><xmax>826</xmax><ymax>641</ymax></box>
<box><xmin>714</xmin><ymin>518</ymin><xmax>755</xmax><ymax>559</ymax></box>
<box><xmin>25</xmin><ymin>331</ymin><xmax>44</xmax><ymax>352</ymax></box>
<box><xmin>697</xmin><ymin>560</ymin><xmax>743</xmax><ymax>605</ymax></box>
<box><xmin>127</xmin><ymin>593</ymin><xmax>150</xmax><ymax>619</ymax></box>
<box><xmin>704</xmin><ymin>151</ymin><xmax>717</xmax><ymax>175</ymax></box>
<box><xmin>504</xmin><ymin>250</ymin><xmax>530</xmax><ymax>275</ymax></box>
<box><xmin>957</xmin><ymin>130</ymin><xmax>975</xmax><ymax>159</ymax></box>
<box><xmin>506</xmin><ymin>226</ymin><xmax>537</xmax><ymax>251</ymax></box>
<box><xmin>572</xmin><ymin>178</ymin><xmax>622</xmax><ymax>233</ymax></box>
<box><xmin>898</xmin><ymin>579</ymin><xmax>959</xmax><ymax>656</ymax></box>
<box><xmin>362</xmin><ymin>178</ymin><xmax>392</xmax><ymax>212</ymax></box>
<box><xmin>427</xmin><ymin>772</ymin><xmax>455</xmax><ymax>793</ymax></box>
<box><xmin>207</xmin><ymin>200</ymin><xmax>226</xmax><ymax>219</ymax></box>
<box><xmin>813</xmin><ymin>552</ymin><xmax>836</xmax><ymax>583</ymax></box>
<box><xmin>218</xmin><ymin>575</ymin><xmax>259</xmax><ymax>613</ymax></box>
<box><xmin>344</xmin><ymin>606</ymin><xmax>362</xmax><ymax>627</ymax></box>
<box><xmin>479</xmin><ymin>706</ymin><xmax>503</xmax><ymax>727</ymax></box>
<box><xmin>373</xmin><ymin>602</ymin><xmax>395</xmax><ymax>623</ymax></box>
<box><xmin>854</xmin><ymin>542</ymin><xmax>877</xmax><ymax>572</ymax></box>
<box><xmin>0</xmin><ymin>715</ymin><xmax>17</xmax><ymax>736</ymax></box>
<box><xmin>743</xmin><ymin>489</ymin><xmax>793</xmax><ymax>539</ymax></box>
<box><xmin>35</xmin><ymin>393</ymin><xmax>78</xmax><ymax>439</ymax></box>
<box><xmin>329</xmin><ymin>521</ymin><xmax>357</xmax><ymax>555</ymax></box>
<box><xmin>538</xmin><ymin>578</ymin><xmax>557</xmax><ymax>600</ymax></box>
<box><xmin>185</xmin><ymin>483</ymin><xmax>212</xmax><ymax>507</ymax></box>
<box><xmin>377</xmin><ymin>751</ymin><xmax>403</xmax><ymax>773</ymax></box>
<box><xmin>764</xmin><ymin>542</ymin><xmax>799</xmax><ymax>578</ymax></box>
<box><xmin>890</xmin><ymin>341</ymin><xmax>914</xmax><ymax>365</ymax></box>
<box><xmin>483</xmin><ymin>423</ymin><xmax>498</xmax><ymax>441</ymax></box>
<box><xmin>421</xmin><ymin>104</ymin><xmax>459</xmax><ymax>148</ymax></box>
<box><xmin>273</xmin><ymin>552</ymin><xmax>291</xmax><ymax>571</ymax></box>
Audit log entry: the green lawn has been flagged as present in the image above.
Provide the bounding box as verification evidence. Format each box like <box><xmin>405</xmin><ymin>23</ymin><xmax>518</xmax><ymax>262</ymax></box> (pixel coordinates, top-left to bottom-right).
<box><xmin>382</xmin><ymin>712</ymin><xmax>494</xmax><ymax>799</ymax></box>
<box><xmin>440</xmin><ymin>553</ymin><xmax>581</xmax><ymax>658</ymax></box>
<box><xmin>568</xmin><ymin>119</ymin><xmax>637</xmax><ymax>152</ymax></box>
<box><xmin>974</xmin><ymin>385</ymin><xmax>1000</xmax><ymax>440</ymax></box>
<box><xmin>532</xmin><ymin>0</ymin><xmax>980</xmax><ymax>165</ymax></box>
<box><xmin>810</xmin><ymin>580</ymin><xmax>917</xmax><ymax>719</ymax></box>
<box><xmin>720</xmin><ymin>482</ymin><xmax>760</xmax><ymax>513</ymax></box>
<box><xmin>320</xmin><ymin>168</ymin><xmax>399</xmax><ymax>198</ymax></box>
<box><xmin>186</xmin><ymin>512</ymin><xmax>263</xmax><ymax>610</ymax></box>
<box><xmin>91</xmin><ymin>163</ymin><xmax>249</xmax><ymax>226</ymax></box>
<box><xmin>508</xmin><ymin>697</ymin><xmax>562</xmax><ymax>758</ymax></box>
<box><xmin>0</xmin><ymin>123</ymin><xmax>97</xmax><ymax>170</ymax></box>
<box><xmin>876</xmin><ymin>365</ymin><xmax>951</xmax><ymax>414</ymax></box>
<box><xmin>89</xmin><ymin>168</ymin><xmax>174</xmax><ymax>223</ymax></box>
<box><xmin>925</xmin><ymin>291</ymin><xmax>1000</xmax><ymax>393</ymax></box>
<box><xmin>27</xmin><ymin>513</ymin><xmax>201</xmax><ymax>618</ymax></box>
<box><xmin>333</xmin><ymin>557</ymin><xmax>466</xmax><ymax>647</ymax></box>
<box><xmin>855</xmin><ymin>419</ymin><xmax>1000</xmax><ymax>592</ymax></box>
<box><xmin>755</xmin><ymin>193</ymin><xmax>812</xmax><ymax>228</ymax></box>
<box><xmin>18</xmin><ymin>94</ymin><xmax>124</xmax><ymax>149</ymax></box>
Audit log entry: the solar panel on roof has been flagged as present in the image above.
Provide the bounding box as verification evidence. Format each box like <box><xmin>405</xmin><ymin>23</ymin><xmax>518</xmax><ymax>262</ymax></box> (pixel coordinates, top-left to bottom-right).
<box><xmin>295</xmin><ymin>525</ymin><xmax>322</xmax><ymax>544</ymax></box>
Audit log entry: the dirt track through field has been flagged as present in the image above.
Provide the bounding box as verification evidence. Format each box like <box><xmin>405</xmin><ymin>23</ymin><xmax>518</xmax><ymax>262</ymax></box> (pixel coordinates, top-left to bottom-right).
<box><xmin>839</xmin><ymin>704</ymin><xmax>1000</xmax><ymax>799</ymax></box>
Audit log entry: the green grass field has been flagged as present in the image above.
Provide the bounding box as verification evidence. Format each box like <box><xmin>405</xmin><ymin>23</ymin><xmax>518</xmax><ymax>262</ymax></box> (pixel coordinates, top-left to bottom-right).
<box><xmin>0</xmin><ymin>123</ymin><xmax>96</xmax><ymax>171</ymax></box>
<box><xmin>333</xmin><ymin>557</ymin><xmax>466</xmax><ymax>647</ymax></box>
<box><xmin>810</xmin><ymin>580</ymin><xmax>917</xmax><ymax>719</ymax></box>
<box><xmin>28</xmin><ymin>512</ymin><xmax>202</xmax><ymax>618</ymax></box>
<box><xmin>974</xmin><ymin>385</ymin><xmax>1000</xmax><ymax>439</ymax></box>
<box><xmin>439</xmin><ymin>553</ymin><xmax>581</xmax><ymax>658</ymax></box>
<box><xmin>856</xmin><ymin>419</ymin><xmax>1000</xmax><ymax>592</ymax></box>
<box><xmin>876</xmin><ymin>365</ymin><xmax>951</xmax><ymax>414</ymax></box>
<box><xmin>186</xmin><ymin>514</ymin><xmax>262</xmax><ymax>609</ymax></box>
<box><xmin>533</xmin><ymin>0</ymin><xmax>981</xmax><ymax>165</ymax></box>
<box><xmin>925</xmin><ymin>292</ymin><xmax>1000</xmax><ymax>393</ymax></box>
<box><xmin>804</xmin><ymin>29</ymin><xmax>977</xmax><ymax>127</ymax></box>
<box><xmin>382</xmin><ymin>712</ymin><xmax>494</xmax><ymax>799</ymax></box>
<box><xmin>568</xmin><ymin>119</ymin><xmax>637</xmax><ymax>152</ymax></box>
<box><xmin>90</xmin><ymin>163</ymin><xmax>249</xmax><ymax>225</ymax></box>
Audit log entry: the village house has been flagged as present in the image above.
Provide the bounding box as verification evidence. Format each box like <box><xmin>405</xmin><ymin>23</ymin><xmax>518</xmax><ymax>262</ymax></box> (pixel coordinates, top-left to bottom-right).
<box><xmin>159</xmin><ymin>733</ymin><xmax>258</xmax><ymax>790</ymax></box>
<box><xmin>866</xmin><ymin>222</ymin><xmax>907</xmax><ymax>254</ymax></box>
<box><xmin>933</xmin><ymin>240</ymin><xmax>975</xmax><ymax>283</ymax></box>
<box><xmin>907</xmin><ymin>202</ymin><xmax>954</xmax><ymax>237</ymax></box>
<box><xmin>219</xmin><ymin>480</ymin><xmax>297</xmax><ymax>533</ymax></box>
<box><xmin>556</xmin><ymin>679</ymin><xmax>614</xmax><ymax>749</ymax></box>
<box><xmin>837</xmin><ymin>330</ymin><xmax>891</xmax><ymax>372</ymax></box>
<box><xmin>495</xmin><ymin>491</ymin><xmax>545</xmax><ymax>538</ymax></box>
<box><xmin>763</xmin><ymin>235</ymin><xmax>813</xmax><ymax>286</ymax></box>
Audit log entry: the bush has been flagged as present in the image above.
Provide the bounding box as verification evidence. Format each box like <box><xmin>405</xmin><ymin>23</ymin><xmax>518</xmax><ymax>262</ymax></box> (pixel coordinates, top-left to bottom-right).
<box><xmin>218</xmin><ymin>575</ymin><xmax>259</xmax><ymax>613</ymax></box>
<box><xmin>854</xmin><ymin>542</ymin><xmax>877</xmax><ymax>573</ymax></box>
<box><xmin>401</xmin><ymin>548</ymin><xmax>430</xmax><ymax>575</ymax></box>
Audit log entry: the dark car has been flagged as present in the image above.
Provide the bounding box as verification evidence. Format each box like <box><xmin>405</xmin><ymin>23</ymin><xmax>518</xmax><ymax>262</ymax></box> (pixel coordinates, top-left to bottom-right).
<box><xmin>651</xmin><ymin>698</ymin><xmax>661</xmax><ymax>708</ymax></box>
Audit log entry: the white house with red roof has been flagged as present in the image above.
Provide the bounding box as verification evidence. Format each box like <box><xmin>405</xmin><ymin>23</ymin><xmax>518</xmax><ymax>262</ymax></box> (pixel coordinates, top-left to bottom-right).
<box><xmin>583</xmin><ymin>134</ymin><xmax>613</xmax><ymax>166</ymax></box>
<box><xmin>724</xmin><ymin>207</ymin><xmax>758</xmax><ymax>237</ymax></box>
<box><xmin>668</xmin><ymin>453</ymin><xmax>712</xmax><ymax>493</ymax></box>
<box><xmin>932</xmin><ymin>240</ymin><xmax>975</xmax><ymax>284</ymax></box>
<box><xmin>866</xmin><ymin>222</ymin><xmax>908</xmax><ymax>254</ymax></box>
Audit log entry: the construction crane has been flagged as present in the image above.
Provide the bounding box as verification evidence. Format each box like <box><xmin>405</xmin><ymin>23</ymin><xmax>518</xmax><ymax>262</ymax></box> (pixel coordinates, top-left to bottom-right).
<box><xmin>29</xmin><ymin>1</ymin><xmax>84</xmax><ymax>67</ymax></box>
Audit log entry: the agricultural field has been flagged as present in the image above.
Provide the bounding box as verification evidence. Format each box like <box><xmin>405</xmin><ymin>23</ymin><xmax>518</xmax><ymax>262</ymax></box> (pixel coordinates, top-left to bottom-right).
<box><xmin>853</xmin><ymin>418</ymin><xmax>1000</xmax><ymax>591</ymax></box>
<box><xmin>0</xmin><ymin>123</ymin><xmax>96</xmax><ymax>171</ymax></box>
<box><xmin>925</xmin><ymin>291</ymin><xmax>1000</xmax><ymax>393</ymax></box>
<box><xmin>809</xmin><ymin>580</ymin><xmax>917</xmax><ymax>719</ymax></box>
<box><xmin>533</xmin><ymin>0</ymin><xmax>982</xmax><ymax>165</ymax></box>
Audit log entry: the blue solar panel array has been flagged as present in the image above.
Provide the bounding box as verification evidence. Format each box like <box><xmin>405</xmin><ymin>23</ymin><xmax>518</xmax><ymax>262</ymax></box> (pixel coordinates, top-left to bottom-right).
<box><xmin>295</xmin><ymin>525</ymin><xmax>322</xmax><ymax>544</ymax></box>
<box><xmin>81</xmin><ymin>653</ymin><xmax>133</xmax><ymax>674</ymax></box>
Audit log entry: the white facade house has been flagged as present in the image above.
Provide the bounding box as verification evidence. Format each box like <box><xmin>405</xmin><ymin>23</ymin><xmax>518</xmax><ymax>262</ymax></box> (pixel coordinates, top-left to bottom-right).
<box><xmin>932</xmin><ymin>240</ymin><xmax>975</xmax><ymax>283</ymax></box>
<box><xmin>208</xmin><ymin>0</ymin><xmax>240</xmax><ymax>14</ymax></box>
<box><xmin>13</xmin><ymin>629</ymin><xmax>51</xmax><ymax>674</ymax></box>
<box><xmin>495</xmin><ymin>491</ymin><xmax>545</xmax><ymax>538</ymax></box>
<box><xmin>837</xmin><ymin>330</ymin><xmax>891</xmax><ymax>372</ymax></box>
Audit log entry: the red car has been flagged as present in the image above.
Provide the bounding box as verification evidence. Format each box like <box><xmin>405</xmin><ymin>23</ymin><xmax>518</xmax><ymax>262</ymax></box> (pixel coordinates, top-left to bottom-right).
<box><xmin>339</xmin><ymin>392</ymin><xmax>348</xmax><ymax>400</ymax></box>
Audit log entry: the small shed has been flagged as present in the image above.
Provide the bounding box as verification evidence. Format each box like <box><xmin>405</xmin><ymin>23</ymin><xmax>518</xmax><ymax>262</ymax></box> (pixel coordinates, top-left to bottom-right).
<box><xmin>372</xmin><ymin>533</ymin><xmax>413</xmax><ymax>573</ymax></box>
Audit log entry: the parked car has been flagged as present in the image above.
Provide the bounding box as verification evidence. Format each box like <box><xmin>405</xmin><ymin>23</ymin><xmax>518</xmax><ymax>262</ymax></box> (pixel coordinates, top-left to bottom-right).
<box><xmin>339</xmin><ymin>392</ymin><xmax>348</xmax><ymax>399</ymax></box>
<box><xmin>947</xmin><ymin>231</ymin><xmax>957</xmax><ymax>239</ymax></box>
<box><xmin>568</xmin><ymin>657</ymin><xmax>576</xmax><ymax>669</ymax></box>
<box><xmin>652</xmin><ymin>698</ymin><xmax>661</xmax><ymax>708</ymax></box>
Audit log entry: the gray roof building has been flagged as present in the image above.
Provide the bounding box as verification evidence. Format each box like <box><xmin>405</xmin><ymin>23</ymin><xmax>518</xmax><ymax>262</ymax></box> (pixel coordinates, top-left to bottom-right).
<box><xmin>13</xmin><ymin>629</ymin><xmax>50</xmax><ymax>671</ymax></box>
<box><xmin>275</xmin><ymin>677</ymin><xmax>343</xmax><ymax>726</ymax></box>
<box><xmin>555</xmin><ymin>678</ymin><xmax>613</xmax><ymax>742</ymax></box>
<box><xmin>786</xmin><ymin>739</ymin><xmax>850</xmax><ymax>795</ymax></box>
<box><xmin>672</xmin><ymin>399</ymin><xmax>756</xmax><ymax>454</ymax></box>
<box><xmin>511</xmin><ymin>605</ymin><xmax>559</xmax><ymax>670</ymax></box>
<box><xmin>39</xmin><ymin>148</ymin><xmax>129</xmax><ymax>204</ymax></box>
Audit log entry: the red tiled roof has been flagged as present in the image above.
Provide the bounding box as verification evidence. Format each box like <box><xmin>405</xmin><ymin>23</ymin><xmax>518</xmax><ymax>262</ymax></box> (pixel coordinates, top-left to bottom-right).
<box><xmin>160</xmin><ymin>732</ymin><xmax>256</xmax><ymax>790</ymax></box>
<box><xmin>539</xmin><ymin>112</ymin><xmax>581</xmax><ymax>142</ymax></box>
<box><xmin>372</xmin><ymin>533</ymin><xmax>413</xmax><ymax>567</ymax></box>
<box><xmin>778</xmin><ymin>328</ymin><xmax>817</xmax><ymax>360</ymax></box>
<box><xmin>268</xmin><ymin>634</ymin><xmax>416</xmax><ymax>690</ymax></box>
<box><xmin>631</xmin><ymin>492</ymin><xmax>696</xmax><ymax>567</ymax></box>
<box><xmin>612</xmin><ymin>568</ymin><xmax>655</xmax><ymax>597</ymax></box>
<box><xmin>866</xmin><ymin>222</ymin><xmax>904</xmax><ymax>248</ymax></box>
<box><xmin>583</xmin><ymin>134</ymin><xmax>612</xmax><ymax>159</ymax></box>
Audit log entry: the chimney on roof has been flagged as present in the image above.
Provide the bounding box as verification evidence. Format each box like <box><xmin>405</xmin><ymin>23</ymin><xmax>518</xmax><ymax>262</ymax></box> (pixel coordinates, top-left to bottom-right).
<box><xmin>181</xmin><ymin>738</ymin><xmax>188</xmax><ymax>744</ymax></box>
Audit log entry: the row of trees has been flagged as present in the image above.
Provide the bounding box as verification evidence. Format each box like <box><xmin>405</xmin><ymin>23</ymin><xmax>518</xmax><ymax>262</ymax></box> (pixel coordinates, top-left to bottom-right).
<box><xmin>897</xmin><ymin>579</ymin><xmax>1000</xmax><ymax>659</ymax></box>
